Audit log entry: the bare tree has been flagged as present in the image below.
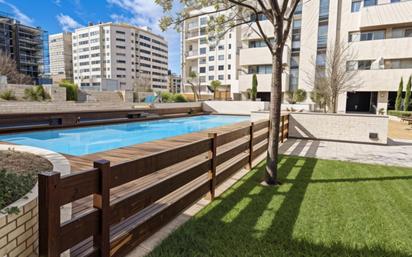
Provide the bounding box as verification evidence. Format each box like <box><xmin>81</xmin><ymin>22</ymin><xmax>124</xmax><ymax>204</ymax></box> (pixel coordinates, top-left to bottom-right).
<box><xmin>155</xmin><ymin>0</ymin><xmax>302</xmax><ymax>185</ymax></box>
<box><xmin>306</xmin><ymin>40</ymin><xmax>360</xmax><ymax>113</ymax></box>
<box><xmin>0</xmin><ymin>51</ymin><xmax>32</xmax><ymax>85</ymax></box>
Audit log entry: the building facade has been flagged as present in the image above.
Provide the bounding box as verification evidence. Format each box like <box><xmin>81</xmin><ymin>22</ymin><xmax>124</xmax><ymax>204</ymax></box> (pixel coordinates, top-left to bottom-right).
<box><xmin>72</xmin><ymin>22</ymin><xmax>168</xmax><ymax>91</ymax></box>
<box><xmin>181</xmin><ymin>7</ymin><xmax>241</xmax><ymax>98</ymax></box>
<box><xmin>167</xmin><ymin>71</ymin><xmax>182</xmax><ymax>93</ymax></box>
<box><xmin>49</xmin><ymin>32</ymin><xmax>73</xmax><ymax>83</ymax></box>
<box><xmin>0</xmin><ymin>13</ymin><xmax>47</xmax><ymax>83</ymax></box>
<box><xmin>184</xmin><ymin>0</ymin><xmax>412</xmax><ymax>113</ymax></box>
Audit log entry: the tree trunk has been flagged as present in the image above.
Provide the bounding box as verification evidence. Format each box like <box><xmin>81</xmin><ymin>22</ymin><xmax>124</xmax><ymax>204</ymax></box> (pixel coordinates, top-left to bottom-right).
<box><xmin>265</xmin><ymin>49</ymin><xmax>283</xmax><ymax>185</ymax></box>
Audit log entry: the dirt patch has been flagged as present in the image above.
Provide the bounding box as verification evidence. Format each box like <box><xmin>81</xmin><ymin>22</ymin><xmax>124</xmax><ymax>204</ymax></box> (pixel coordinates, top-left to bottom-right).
<box><xmin>388</xmin><ymin>120</ymin><xmax>412</xmax><ymax>140</ymax></box>
<box><xmin>0</xmin><ymin>150</ymin><xmax>53</xmax><ymax>210</ymax></box>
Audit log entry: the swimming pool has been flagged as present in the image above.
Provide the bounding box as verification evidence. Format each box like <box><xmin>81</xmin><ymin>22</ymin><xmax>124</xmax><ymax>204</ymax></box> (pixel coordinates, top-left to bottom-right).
<box><xmin>0</xmin><ymin>115</ymin><xmax>250</xmax><ymax>156</ymax></box>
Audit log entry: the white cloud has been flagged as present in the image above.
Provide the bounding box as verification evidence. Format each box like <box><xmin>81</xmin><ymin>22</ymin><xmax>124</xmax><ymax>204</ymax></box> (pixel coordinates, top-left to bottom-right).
<box><xmin>53</xmin><ymin>0</ymin><xmax>61</xmax><ymax>6</ymax></box>
<box><xmin>56</xmin><ymin>13</ymin><xmax>82</xmax><ymax>31</ymax></box>
<box><xmin>0</xmin><ymin>0</ymin><xmax>34</xmax><ymax>26</ymax></box>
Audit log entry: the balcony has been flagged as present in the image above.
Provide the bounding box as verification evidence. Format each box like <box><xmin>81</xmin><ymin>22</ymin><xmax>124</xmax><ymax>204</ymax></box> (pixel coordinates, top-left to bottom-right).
<box><xmin>350</xmin><ymin>37</ymin><xmax>412</xmax><ymax>59</ymax></box>
<box><xmin>239</xmin><ymin>47</ymin><xmax>289</xmax><ymax>66</ymax></box>
<box><xmin>360</xmin><ymin>1</ymin><xmax>412</xmax><ymax>29</ymax></box>
<box><xmin>353</xmin><ymin>68</ymin><xmax>412</xmax><ymax>91</ymax></box>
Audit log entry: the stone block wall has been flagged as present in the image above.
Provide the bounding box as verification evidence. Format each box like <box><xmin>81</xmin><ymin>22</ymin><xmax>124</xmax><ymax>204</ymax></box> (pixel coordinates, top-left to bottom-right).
<box><xmin>0</xmin><ymin>193</ymin><xmax>38</xmax><ymax>257</ymax></box>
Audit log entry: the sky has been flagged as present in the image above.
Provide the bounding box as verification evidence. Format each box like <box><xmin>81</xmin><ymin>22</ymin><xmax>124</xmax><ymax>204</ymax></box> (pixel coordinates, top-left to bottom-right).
<box><xmin>0</xmin><ymin>0</ymin><xmax>182</xmax><ymax>75</ymax></box>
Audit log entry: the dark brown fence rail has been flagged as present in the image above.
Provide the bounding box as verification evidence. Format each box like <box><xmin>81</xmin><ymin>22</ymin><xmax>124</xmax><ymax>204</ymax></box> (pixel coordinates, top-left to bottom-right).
<box><xmin>0</xmin><ymin>106</ymin><xmax>203</xmax><ymax>134</ymax></box>
<box><xmin>38</xmin><ymin>115</ymin><xmax>289</xmax><ymax>257</ymax></box>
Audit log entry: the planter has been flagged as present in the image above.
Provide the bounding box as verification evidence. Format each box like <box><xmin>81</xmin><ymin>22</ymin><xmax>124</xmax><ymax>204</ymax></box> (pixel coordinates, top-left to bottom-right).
<box><xmin>0</xmin><ymin>145</ymin><xmax>70</xmax><ymax>257</ymax></box>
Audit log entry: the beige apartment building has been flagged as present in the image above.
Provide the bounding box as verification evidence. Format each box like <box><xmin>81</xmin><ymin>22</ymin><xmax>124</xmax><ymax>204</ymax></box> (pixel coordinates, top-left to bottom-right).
<box><xmin>49</xmin><ymin>32</ymin><xmax>73</xmax><ymax>83</ymax></box>
<box><xmin>72</xmin><ymin>22</ymin><xmax>168</xmax><ymax>91</ymax></box>
<box><xmin>183</xmin><ymin>0</ymin><xmax>412</xmax><ymax>113</ymax></box>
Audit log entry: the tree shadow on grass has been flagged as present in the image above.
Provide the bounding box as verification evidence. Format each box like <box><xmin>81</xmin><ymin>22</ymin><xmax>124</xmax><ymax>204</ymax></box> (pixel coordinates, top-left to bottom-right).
<box><xmin>148</xmin><ymin>156</ymin><xmax>411</xmax><ymax>257</ymax></box>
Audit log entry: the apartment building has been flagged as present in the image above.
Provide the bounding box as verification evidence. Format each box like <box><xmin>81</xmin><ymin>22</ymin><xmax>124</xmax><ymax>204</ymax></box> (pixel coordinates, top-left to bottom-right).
<box><xmin>72</xmin><ymin>22</ymin><xmax>168</xmax><ymax>91</ymax></box>
<box><xmin>0</xmin><ymin>13</ymin><xmax>48</xmax><ymax>83</ymax></box>
<box><xmin>181</xmin><ymin>7</ymin><xmax>241</xmax><ymax>98</ymax></box>
<box><xmin>167</xmin><ymin>71</ymin><xmax>182</xmax><ymax>93</ymax></box>
<box><xmin>185</xmin><ymin>0</ymin><xmax>412</xmax><ymax>113</ymax></box>
<box><xmin>49</xmin><ymin>32</ymin><xmax>73</xmax><ymax>83</ymax></box>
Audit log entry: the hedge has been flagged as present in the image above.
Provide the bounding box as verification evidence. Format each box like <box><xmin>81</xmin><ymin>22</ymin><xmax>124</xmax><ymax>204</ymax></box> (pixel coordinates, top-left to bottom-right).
<box><xmin>388</xmin><ymin>110</ymin><xmax>412</xmax><ymax>117</ymax></box>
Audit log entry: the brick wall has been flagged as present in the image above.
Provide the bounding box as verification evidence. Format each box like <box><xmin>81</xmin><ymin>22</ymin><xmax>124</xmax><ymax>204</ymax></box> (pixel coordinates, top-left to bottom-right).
<box><xmin>0</xmin><ymin>197</ymin><xmax>38</xmax><ymax>257</ymax></box>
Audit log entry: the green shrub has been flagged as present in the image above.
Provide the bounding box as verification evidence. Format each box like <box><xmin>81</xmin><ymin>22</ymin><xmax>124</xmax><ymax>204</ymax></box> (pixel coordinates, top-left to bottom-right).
<box><xmin>173</xmin><ymin>93</ymin><xmax>188</xmax><ymax>102</ymax></box>
<box><xmin>388</xmin><ymin>110</ymin><xmax>412</xmax><ymax>117</ymax></box>
<box><xmin>24</xmin><ymin>85</ymin><xmax>51</xmax><ymax>101</ymax></box>
<box><xmin>251</xmin><ymin>74</ymin><xmax>258</xmax><ymax>101</ymax></box>
<box><xmin>404</xmin><ymin>76</ymin><xmax>411</xmax><ymax>111</ymax></box>
<box><xmin>395</xmin><ymin>78</ymin><xmax>404</xmax><ymax>111</ymax></box>
<box><xmin>0</xmin><ymin>89</ymin><xmax>16</xmax><ymax>100</ymax></box>
<box><xmin>286</xmin><ymin>89</ymin><xmax>307</xmax><ymax>104</ymax></box>
<box><xmin>59</xmin><ymin>80</ymin><xmax>78</xmax><ymax>101</ymax></box>
<box><xmin>0</xmin><ymin>169</ymin><xmax>36</xmax><ymax>211</ymax></box>
<box><xmin>160</xmin><ymin>92</ymin><xmax>173</xmax><ymax>103</ymax></box>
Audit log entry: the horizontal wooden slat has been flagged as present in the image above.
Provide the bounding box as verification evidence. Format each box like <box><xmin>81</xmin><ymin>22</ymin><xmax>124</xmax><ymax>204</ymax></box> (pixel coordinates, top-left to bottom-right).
<box><xmin>253</xmin><ymin>120</ymin><xmax>269</xmax><ymax>132</ymax></box>
<box><xmin>109</xmin><ymin>159</ymin><xmax>211</xmax><ymax>225</ymax></box>
<box><xmin>252</xmin><ymin>141</ymin><xmax>268</xmax><ymax>160</ymax></box>
<box><xmin>59</xmin><ymin>168</ymin><xmax>99</xmax><ymax>205</ymax></box>
<box><xmin>216</xmin><ymin>140</ymin><xmax>249</xmax><ymax>166</ymax></box>
<box><xmin>109</xmin><ymin>138</ymin><xmax>211</xmax><ymax>188</ymax></box>
<box><xmin>59</xmin><ymin>209</ymin><xmax>100</xmax><ymax>252</ymax></box>
<box><xmin>216</xmin><ymin>153</ymin><xmax>249</xmax><ymax>185</ymax></box>
<box><xmin>253</xmin><ymin>131</ymin><xmax>269</xmax><ymax>146</ymax></box>
<box><xmin>110</xmin><ymin>180</ymin><xmax>210</xmax><ymax>257</ymax></box>
<box><xmin>216</xmin><ymin>126</ymin><xmax>250</xmax><ymax>147</ymax></box>
<box><xmin>70</xmin><ymin>237</ymin><xmax>98</xmax><ymax>257</ymax></box>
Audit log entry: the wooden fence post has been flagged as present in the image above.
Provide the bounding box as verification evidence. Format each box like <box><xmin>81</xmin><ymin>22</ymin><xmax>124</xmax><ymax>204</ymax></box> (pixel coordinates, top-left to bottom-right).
<box><xmin>38</xmin><ymin>171</ymin><xmax>61</xmax><ymax>257</ymax></box>
<box><xmin>93</xmin><ymin>160</ymin><xmax>111</xmax><ymax>257</ymax></box>
<box><xmin>248</xmin><ymin>122</ymin><xmax>254</xmax><ymax>169</ymax></box>
<box><xmin>207</xmin><ymin>133</ymin><xmax>217</xmax><ymax>200</ymax></box>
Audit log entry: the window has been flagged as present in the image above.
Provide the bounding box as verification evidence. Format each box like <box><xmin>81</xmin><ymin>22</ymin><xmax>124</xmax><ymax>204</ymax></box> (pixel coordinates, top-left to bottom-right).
<box><xmin>199</xmin><ymin>58</ymin><xmax>206</xmax><ymax>64</ymax></box>
<box><xmin>359</xmin><ymin>30</ymin><xmax>385</xmax><ymax>41</ymax></box>
<box><xmin>209</xmin><ymin>56</ymin><xmax>215</xmax><ymax>61</ymax></box>
<box><xmin>392</xmin><ymin>27</ymin><xmax>412</xmax><ymax>38</ymax></box>
<box><xmin>200</xmin><ymin>38</ymin><xmax>207</xmax><ymax>44</ymax></box>
<box><xmin>351</xmin><ymin>0</ymin><xmax>361</xmax><ymax>12</ymax></box>
<box><xmin>289</xmin><ymin>69</ymin><xmax>299</xmax><ymax>91</ymax></box>
<box><xmin>209</xmin><ymin>66</ymin><xmax>214</xmax><ymax>71</ymax></box>
<box><xmin>218</xmin><ymin>65</ymin><xmax>224</xmax><ymax>70</ymax></box>
<box><xmin>248</xmin><ymin>65</ymin><xmax>272</xmax><ymax>74</ymax></box>
<box><xmin>218</xmin><ymin>55</ymin><xmax>224</xmax><ymax>61</ymax></box>
<box><xmin>292</xmin><ymin>19</ymin><xmax>302</xmax><ymax>29</ymax></box>
<box><xmin>218</xmin><ymin>75</ymin><xmax>224</xmax><ymax>80</ymax></box>
<box><xmin>317</xmin><ymin>23</ymin><xmax>328</xmax><ymax>47</ymax></box>
<box><xmin>291</xmin><ymin>54</ymin><xmax>300</xmax><ymax>68</ymax></box>
<box><xmin>199</xmin><ymin>76</ymin><xmax>206</xmax><ymax>82</ymax></box>
<box><xmin>316</xmin><ymin>51</ymin><xmax>326</xmax><ymax>67</ymax></box>
<box><xmin>218</xmin><ymin>45</ymin><xmax>224</xmax><ymax>50</ymax></box>
<box><xmin>228</xmin><ymin>74</ymin><xmax>231</xmax><ymax>80</ymax></box>
<box><xmin>199</xmin><ymin>47</ymin><xmax>206</xmax><ymax>55</ymax></box>
<box><xmin>209</xmin><ymin>46</ymin><xmax>215</xmax><ymax>51</ymax></box>
<box><xmin>364</xmin><ymin>0</ymin><xmax>377</xmax><ymax>7</ymax></box>
<box><xmin>208</xmin><ymin>75</ymin><xmax>214</xmax><ymax>81</ymax></box>
<box><xmin>199</xmin><ymin>67</ymin><xmax>206</xmax><ymax>73</ymax></box>
<box><xmin>319</xmin><ymin>0</ymin><xmax>330</xmax><ymax>18</ymax></box>
<box><xmin>358</xmin><ymin>60</ymin><xmax>372</xmax><ymax>70</ymax></box>
<box><xmin>200</xmin><ymin>17</ymin><xmax>208</xmax><ymax>26</ymax></box>
<box><xmin>228</xmin><ymin>64</ymin><xmax>231</xmax><ymax>70</ymax></box>
<box><xmin>228</xmin><ymin>54</ymin><xmax>232</xmax><ymax>60</ymax></box>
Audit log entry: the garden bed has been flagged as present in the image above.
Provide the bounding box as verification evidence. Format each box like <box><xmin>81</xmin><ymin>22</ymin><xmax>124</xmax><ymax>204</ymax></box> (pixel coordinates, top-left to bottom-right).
<box><xmin>0</xmin><ymin>149</ymin><xmax>52</xmax><ymax>211</ymax></box>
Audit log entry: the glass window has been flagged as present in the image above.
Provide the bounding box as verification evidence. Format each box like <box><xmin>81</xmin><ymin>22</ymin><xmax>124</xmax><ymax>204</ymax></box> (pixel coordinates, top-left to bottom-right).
<box><xmin>209</xmin><ymin>66</ymin><xmax>214</xmax><ymax>71</ymax></box>
<box><xmin>218</xmin><ymin>45</ymin><xmax>224</xmax><ymax>50</ymax></box>
<box><xmin>291</xmin><ymin>54</ymin><xmax>300</xmax><ymax>68</ymax></box>
<box><xmin>199</xmin><ymin>67</ymin><xmax>206</xmax><ymax>73</ymax></box>
<box><xmin>199</xmin><ymin>48</ymin><xmax>206</xmax><ymax>54</ymax></box>
<box><xmin>319</xmin><ymin>0</ymin><xmax>330</xmax><ymax>18</ymax></box>
<box><xmin>289</xmin><ymin>69</ymin><xmax>299</xmax><ymax>91</ymax></box>
<box><xmin>364</xmin><ymin>0</ymin><xmax>377</xmax><ymax>7</ymax></box>
<box><xmin>218</xmin><ymin>55</ymin><xmax>224</xmax><ymax>60</ymax></box>
<box><xmin>209</xmin><ymin>56</ymin><xmax>215</xmax><ymax>61</ymax></box>
<box><xmin>218</xmin><ymin>65</ymin><xmax>224</xmax><ymax>70</ymax></box>
<box><xmin>317</xmin><ymin>23</ymin><xmax>328</xmax><ymax>47</ymax></box>
<box><xmin>351</xmin><ymin>0</ymin><xmax>361</xmax><ymax>12</ymax></box>
<box><xmin>200</xmin><ymin>17</ymin><xmax>208</xmax><ymax>26</ymax></box>
<box><xmin>218</xmin><ymin>75</ymin><xmax>224</xmax><ymax>80</ymax></box>
<box><xmin>358</xmin><ymin>60</ymin><xmax>372</xmax><ymax>70</ymax></box>
<box><xmin>208</xmin><ymin>75</ymin><xmax>214</xmax><ymax>81</ymax></box>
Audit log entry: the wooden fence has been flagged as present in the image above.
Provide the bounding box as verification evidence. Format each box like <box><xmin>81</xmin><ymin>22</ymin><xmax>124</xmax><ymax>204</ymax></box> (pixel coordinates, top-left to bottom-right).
<box><xmin>38</xmin><ymin>115</ymin><xmax>289</xmax><ymax>257</ymax></box>
<box><xmin>0</xmin><ymin>106</ymin><xmax>203</xmax><ymax>134</ymax></box>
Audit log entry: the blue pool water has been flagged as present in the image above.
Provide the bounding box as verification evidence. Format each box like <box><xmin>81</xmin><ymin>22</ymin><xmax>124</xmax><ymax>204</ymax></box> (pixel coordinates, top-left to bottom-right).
<box><xmin>0</xmin><ymin>115</ymin><xmax>250</xmax><ymax>156</ymax></box>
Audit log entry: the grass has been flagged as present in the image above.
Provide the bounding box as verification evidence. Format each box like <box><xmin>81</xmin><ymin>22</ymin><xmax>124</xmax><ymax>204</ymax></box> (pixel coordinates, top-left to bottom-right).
<box><xmin>149</xmin><ymin>156</ymin><xmax>412</xmax><ymax>257</ymax></box>
<box><xmin>0</xmin><ymin>150</ymin><xmax>52</xmax><ymax>211</ymax></box>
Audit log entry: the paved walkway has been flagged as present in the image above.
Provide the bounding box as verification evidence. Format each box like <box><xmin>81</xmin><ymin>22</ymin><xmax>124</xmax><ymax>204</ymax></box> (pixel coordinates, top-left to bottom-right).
<box><xmin>279</xmin><ymin>138</ymin><xmax>412</xmax><ymax>167</ymax></box>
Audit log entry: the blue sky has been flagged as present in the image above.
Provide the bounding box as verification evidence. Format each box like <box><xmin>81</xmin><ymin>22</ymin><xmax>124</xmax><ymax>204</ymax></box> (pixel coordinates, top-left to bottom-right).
<box><xmin>0</xmin><ymin>0</ymin><xmax>182</xmax><ymax>74</ymax></box>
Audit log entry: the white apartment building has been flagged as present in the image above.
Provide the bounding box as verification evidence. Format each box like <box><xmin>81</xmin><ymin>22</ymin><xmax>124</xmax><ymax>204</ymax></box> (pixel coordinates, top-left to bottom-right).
<box><xmin>49</xmin><ymin>32</ymin><xmax>73</xmax><ymax>83</ymax></box>
<box><xmin>184</xmin><ymin>0</ymin><xmax>412</xmax><ymax>113</ymax></box>
<box><xmin>181</xmin><ymin>7</ymin><xmax>241</xmax><ymax>98</ymax></box>
<box><xmin>72</xmin><ymin>22</ymin><xmax>168</xmax><ymax>91</ymax></box>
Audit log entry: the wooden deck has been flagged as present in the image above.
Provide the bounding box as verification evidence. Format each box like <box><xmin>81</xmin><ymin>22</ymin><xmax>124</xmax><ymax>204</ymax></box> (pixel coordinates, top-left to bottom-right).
<box><xmin>64</xmin><ymin>120</ymin><xmax>255</xmax><ymax>217</ymax></box>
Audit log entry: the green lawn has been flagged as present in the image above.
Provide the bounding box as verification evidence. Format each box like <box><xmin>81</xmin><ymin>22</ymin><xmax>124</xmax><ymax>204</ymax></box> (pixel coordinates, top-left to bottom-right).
<box><xmin>148</xmin><ymin>156</ymin><xmax>412</xmax><ymax>257</ymax></box>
